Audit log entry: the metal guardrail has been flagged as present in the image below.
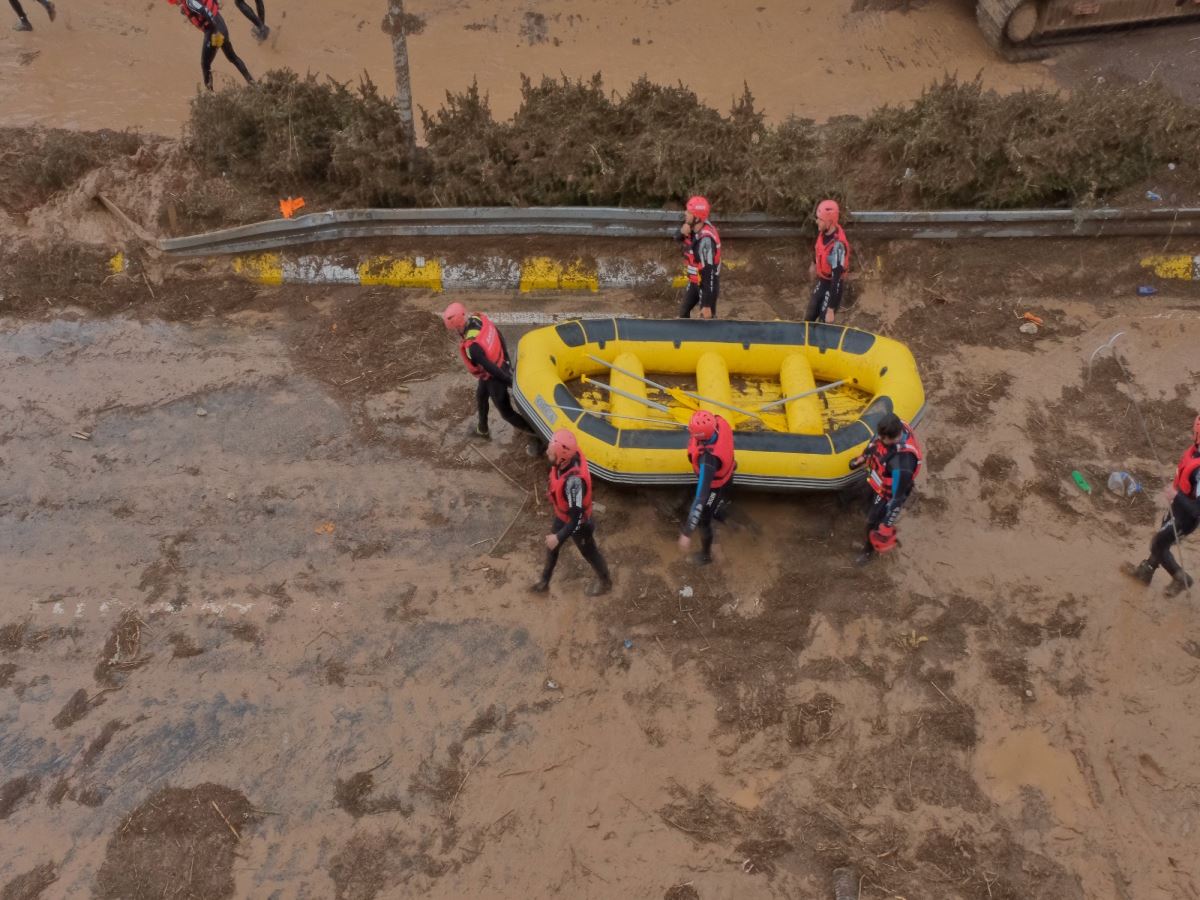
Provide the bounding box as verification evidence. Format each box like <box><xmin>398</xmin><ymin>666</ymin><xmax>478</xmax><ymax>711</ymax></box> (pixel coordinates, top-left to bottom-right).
<box><xmin>153</xmin><ymin>206</ymin><xmax>1200</xmax><ymax>256</ymax></box>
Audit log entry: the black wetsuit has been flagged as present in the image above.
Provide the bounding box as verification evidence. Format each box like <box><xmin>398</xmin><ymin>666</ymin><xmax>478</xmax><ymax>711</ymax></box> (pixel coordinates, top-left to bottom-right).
<box><xmin>1147</xmin><ymin>460</ymin><xmax>1200</xmax><ymax>579</ymax></box>
<box><xmin>465</xmin><ymin>329</ymin><xmax>535</xmax><ymax>436</ymax></box>
<box><xmin>862</xmin><ymin>445</ymin><xmax>918</xmax><ymax>555</ymax></box>
<box><xmin>540</xmin><ymin>464</ymin><xmax>610</xmax><ymax>585</ymax></box>
<box><xmin>234</xmin><ymin>0</ymin><xmax>265</xmax><ymax>32</ymax></box>
<box><xmin>10</xmin><ymin>0</ymin><xmax>52</xmax><ymax>26</ymax></box>
<box><xmin>184</xmin><ymin>0</ymin><xmax>253</xmax><ymax>90</ymax></box>
<box><xmin>806</xmin><ymin>228</ymin><xmax>848</xmax><ymax>322</ymax></box>
<box><xmin>682</xmin><ymin>440</ymin><xmax>732</xmax><ymax>558</ymax></box>
<box><xmin>677</xmin><ymin>228</ymin><xmax>720</xmax><ymax>319</ymax></box>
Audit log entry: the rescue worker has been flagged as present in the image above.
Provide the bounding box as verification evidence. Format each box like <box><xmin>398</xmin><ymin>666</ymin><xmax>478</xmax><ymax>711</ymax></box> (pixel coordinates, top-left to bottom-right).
<box><xmin>10</xmin><ymin>0</ymin><xmax>54</xmax><ymax>31</ymax></box>
<box><xmin>806</xmin><ymin>199</ymin><xmax>851</xmax><ymax>324</ymax></box>
<box><xmin>678</xmin><ymin>410</ymin><xmax>735</xmax><ymax>565</ymax></box>
<box><xmin>849</xmin><ymin>413</ymin><xmax>921</xmax><ymax>566</ymax></box>
<box><xmin>1123</xmin><ymin>414</ymin><xmax>1200</xmax><ymax>596</ymax></box>
<box><xmin>234</xmin><ymin>0</ymin><xmax>268</xmax><ymax>41</ymax></box>
<box><xmin>168</xmin><ymin>0</ymin><xmax>254</xmax><ymax>91</ymax></box>
<box><xmin>532</xmin><ymin>429</ymin><xmax>613</xmax><ymax>596</ymax></box>
<box><xmin>442</xmin><ymin>302</ymin><xmax>539</xmax><ymax>446</ymax></box>
<box><xmin>676</xmin><ymin>195</ymin><xmax>722</xmax><ymax>320</ymax></box>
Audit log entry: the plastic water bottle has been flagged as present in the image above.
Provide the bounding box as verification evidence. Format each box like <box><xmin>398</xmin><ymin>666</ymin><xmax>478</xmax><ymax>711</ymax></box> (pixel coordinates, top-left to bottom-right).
<box><xmin>1146</xmin><ymin>190</ymin><xmax>1162</xmax><ymax>202</ymax></box>
<box><xmin>1107</xmin><ymin>471</ymin><xmax>1142</xmax><ymax>498</ymax></box>
<box><xmin>1137</xmin><ymin>286</ymin><xmax>1158</xmax><ymax>296</ymax></box>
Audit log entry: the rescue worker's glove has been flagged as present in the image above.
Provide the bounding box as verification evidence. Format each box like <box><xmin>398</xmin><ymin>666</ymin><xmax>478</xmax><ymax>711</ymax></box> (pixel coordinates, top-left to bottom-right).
<box><xmin>869</xmin><ymin>524</ymin><xmax>897</xmax><ymax>553</ymax></box>
<box><xmin>210</xmin><ymin>32</ymin><xmax>225</xmax><ymax>48</ymax></box>
<box><xmin>848</xmin><ymin>454</ymin><xmax>866</xmax><ymax>471</ymax></box>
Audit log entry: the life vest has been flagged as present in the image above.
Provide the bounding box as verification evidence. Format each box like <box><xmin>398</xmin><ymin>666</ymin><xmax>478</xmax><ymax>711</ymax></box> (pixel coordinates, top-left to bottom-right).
<box><xmin>683</xmin><ymin>221</ymin><xmax>722</xmax><ymax>284</ymax></box>
<box><xmin>1174</xmin><ymin>444</ymin><xmax>1200</xmax><ymax>498</ymax></box>
<box><xmin>687</xmin><ymin>415</ymin><xmax>735</xmax><ymax>489</ymax></box>
<box><xmin>178</xmin><ymin>0</ymin><xmax>219</xmax><ymax>30</ymax></box>
<box><xmin>866</xmin><ymin>423</ymin><xmax>923</xmax><ymax>498</ymax></box>
<box><xmin>814</xmin><ymin>224</ymin><xmax>851</xmax><ymax>280</ymax></box>
<box><xmin>548</xmin><ymin>453</ymin><xmax>594</xmax><ymax>521</ymax></box>
<box><xmin>458</xmin><ymin>314</ymin><xmax>506</xmax><ymax>380</ymax></box>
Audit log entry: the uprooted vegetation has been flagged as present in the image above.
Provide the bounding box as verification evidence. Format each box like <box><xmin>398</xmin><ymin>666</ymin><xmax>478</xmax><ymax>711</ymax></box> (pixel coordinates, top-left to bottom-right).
<box><xmin>182</xmin><ymin>71</ymin><xmax>1198</xmax><ymax>217</ymax></box>
<box><xmin>4</xmin><ymin>73</ymin><xmax>1196</xmax><ymax>236</ymax></box>
<box><xmin>0</xmin><ymin>126</ymin><xmax>147</xmax><ymax>212</ymax></box>
<box><xmin>94</xmin><ymin>784</ymin><xmax>259</xmax><ymax>900</ymax></box>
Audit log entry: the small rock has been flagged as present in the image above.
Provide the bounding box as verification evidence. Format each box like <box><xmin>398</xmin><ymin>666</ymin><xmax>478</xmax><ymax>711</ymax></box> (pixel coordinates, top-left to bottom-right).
<box><xmin>544</xmin><ymin>678</ymin><xmax>559</xmax><ymax>691</ymax></box>
<box><xmin>1018</xmin><ymin>322</ymin><xmax>1039</xmax><ymax>335</ymax></box>
<box><xmin>196</xmin><ymin>408</ymin><xmax>207</xmax><ymax>417</ymax></box>
<box><xmin>225</xmin><ymin>492</ymin><xmax>237</xmax><ymax>502</ymax></box>
<box><xmin>679</xmin><ymin>585</ymin><xmax>694</xmax><ymax>599</ymax></box>
<box><xmin>1024</xmin><ymin>689</ymin><xmax>1034</xmax><ymax>698</ymax></box>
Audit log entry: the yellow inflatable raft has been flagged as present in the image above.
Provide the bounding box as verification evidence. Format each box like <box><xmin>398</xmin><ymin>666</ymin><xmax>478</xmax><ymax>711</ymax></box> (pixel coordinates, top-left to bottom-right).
<box><xmin>513</xmin><ymin>318</ymin><xmax>925</xmax><ymax>490</ymax></box>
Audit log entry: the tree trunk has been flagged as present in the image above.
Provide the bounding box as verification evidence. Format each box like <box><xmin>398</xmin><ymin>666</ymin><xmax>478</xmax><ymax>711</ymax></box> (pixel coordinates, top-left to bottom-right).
<box><xmin>387</xmin><ymin>0</ymin><xmax>417</xmax><ymax>154</ymax></box>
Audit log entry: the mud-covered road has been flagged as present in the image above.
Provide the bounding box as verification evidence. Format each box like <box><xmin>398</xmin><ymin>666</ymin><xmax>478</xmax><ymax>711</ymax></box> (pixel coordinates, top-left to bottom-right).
<box><xmin>2</xmin><ymin>239</ymin><xmax>1199</xmax><ymax>897</ymax></box>
<box><xmin>0</xmin><ymin>0</ymin><xmax>1054</xmax><ymax>135</ymax></box>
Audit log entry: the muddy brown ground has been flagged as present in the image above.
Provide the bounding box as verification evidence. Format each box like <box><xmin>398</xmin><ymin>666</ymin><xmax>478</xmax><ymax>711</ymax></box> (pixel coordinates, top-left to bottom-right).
<box><xmin>1</xmin><ymin>234</ymin><xmax>1199</xmax><ymax>898</ymax></box>
<box><xmin>0</xmin><ymin>0</ymin><xmax>1055</xmax><ymax>136</ymax></box>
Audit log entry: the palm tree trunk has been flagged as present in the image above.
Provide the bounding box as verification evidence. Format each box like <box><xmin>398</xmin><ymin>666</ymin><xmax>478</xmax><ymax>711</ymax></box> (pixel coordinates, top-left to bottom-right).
<box><xmin>386</xmin><ymin>0</ymin><xmax>416</xmax><ymax>154</ymax></box>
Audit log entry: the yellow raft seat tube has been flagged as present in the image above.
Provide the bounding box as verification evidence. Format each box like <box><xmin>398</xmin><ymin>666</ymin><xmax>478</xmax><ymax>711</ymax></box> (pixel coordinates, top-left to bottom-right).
<box><xmin>695</xmin><ymin>352</ymin><xmax>733</xmax><ymax>417</ymax></box>
<box><xmin>608</xmin><ymin>353</ymin><xmax>650</xmax><ymax>429</ymax></box>
<box><xmin>780</xmin><ymin>353</ymin><xmax>824</xmax><ymax>435</ymax></box>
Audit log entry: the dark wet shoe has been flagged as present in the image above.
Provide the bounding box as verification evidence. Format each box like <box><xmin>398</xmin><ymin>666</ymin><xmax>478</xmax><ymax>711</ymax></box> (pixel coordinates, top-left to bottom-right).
<box><xmin>853</xmin><ymin>549</ymin><xmax>875</xmax><ymax>568</ymax></box>
<box><xmin>530</xmin><ymin>579</ymin><xmax>550</xmax><ymax>594</ymax></box>
<box><xmin>1121</xmin><ymin>560</ymin><xmax>1154</xmax><ymax>586</ymax></box>
<box><xmin>471</xmin><ymin>423</ymin><xmax>490</xmax><ymax>439</ymax></box>
<box><xmin>1165</xmin><ymin>571</ymin><xmax>1194</xmax><ymax>598</ymax></box>
<box><xmin>254</xmin><ymin>24</ymin><xmax>270</xmax><ymax>42</ymax></box>
<box><xmin>690</xmin><ymin>552</ymin><xmax>713</xmax><ymax>567</ymax></box>
<box><xmin>42</xmin><ymin>0</ymin><xmax>55</xmax><ymax>21</ymax></box>
<box><xmin>585</xmin><ymin>577</ymin><xmax>612</xmax><ymax>597</ymax></box>
<box><xmin>525</xmin><ymin>442</ymin><xmax>540</xmax><ymax>458</ymax></box>
<box><xmin>14</xmin><ymin>18</ymin><xmax>33</xmax><ymax>30</ymax></box>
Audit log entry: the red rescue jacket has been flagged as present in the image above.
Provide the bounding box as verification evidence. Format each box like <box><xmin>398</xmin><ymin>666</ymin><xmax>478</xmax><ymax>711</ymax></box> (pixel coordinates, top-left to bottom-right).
<box><xmin>687</xmin><ymin>415</ymin><xmax>735</xmax><ymax>489</ymax></box>
<box><xmin>174</xmin><ymin>0</ymin><xmax>220</xmax><ymax>30</ymax></box>
<box><xmin>814</xmin><ymin>224</ymin><xmax>851</xmax><ymax>280</ymax></box>
<box><xmin>683</xmin><ymin>221</ymin><xmax>722</xmax><ymax>284</ymax></box>
<box><xmin>1174</xmin><ymin>444</ymin><xmax>1200</xmax><ymax>498</ymax></box>
<box><xmin>458</xmin><ymin>314</ymin><xmax>506</xmax><ymax>380</ymax></box>
<box><xmin>548</xmin><ymin>453</ymin><xmax>594</xmax><ymax>521</ymax></box>
<box><xmin>866</xmin><ymin>423</ymin><xmax>923</xmax><ymax>498</ymax></box>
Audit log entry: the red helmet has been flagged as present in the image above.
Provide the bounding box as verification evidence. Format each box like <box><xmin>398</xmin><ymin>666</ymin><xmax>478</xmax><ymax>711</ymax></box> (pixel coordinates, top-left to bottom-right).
<box><xmin>549</xmin><ymin>429</ymin><xmax>578</xmax><ymax>462</ymax></box>
<box><xmin>688</xmin><ymin>410</ymin><xmax>717</xmax><ymax>441</ymax></box>
<box><xmin>442</xmin><ymin>302</ymin><xmax>468</xmax><ymax>333</ymax></box>
<box><xmin>686</xmin><ymin>195</ymin><xmax>711</xmax><ymax>221</ymax></box>
<box><xmin>1193</xmin><ymin>414</ymin><xmax>1200</xmax><ymax>445</ymax></box>
<box><xmin>816</xmin><ymin>199</ymin><xmax>840</xmax><ymax>226</ymax></box>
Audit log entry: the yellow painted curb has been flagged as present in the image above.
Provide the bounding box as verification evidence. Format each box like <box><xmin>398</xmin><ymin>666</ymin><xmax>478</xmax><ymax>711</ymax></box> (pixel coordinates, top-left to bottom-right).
<box><xmin>519</xmin><ymin>257</ymin><xmax>600</xmax><ymax>293</ymax></box>
<box><xmin>1140</xmin><ymin>254</ymin><xmax>1194</xmax><ymax>280</ymax></box>
<box><xmin>232</xmin><ymin>253</ymin><xmax>284</xmax><ymax>285</ymax></box>
<box><xmin>358</xmin><ymin>256</ymin><xmax>443</xmax><ymax>290</ymax></box>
